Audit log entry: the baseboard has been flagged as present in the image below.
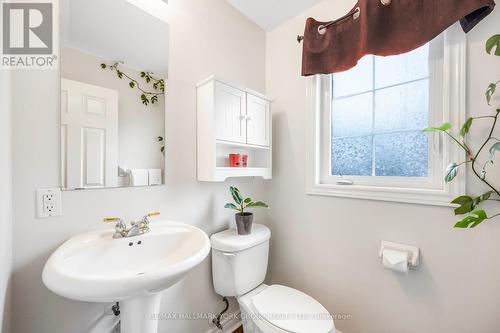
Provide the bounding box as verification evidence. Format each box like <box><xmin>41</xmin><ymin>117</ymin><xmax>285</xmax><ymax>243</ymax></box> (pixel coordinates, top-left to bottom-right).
<box><xmin>204</xmin><ymin>311</ymin><xmax>242</xmax><ymax>333</ymax></box>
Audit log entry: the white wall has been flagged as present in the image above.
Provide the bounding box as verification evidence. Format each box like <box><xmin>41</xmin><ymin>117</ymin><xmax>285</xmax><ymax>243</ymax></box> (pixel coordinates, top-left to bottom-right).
<box><xmin>265</xmin><ymin>1</ymin><xmax>500</xmax><ymax>333</ymax></box>
<box><xmin>9</xmin><ymin>0</ymin><xmax>266</xmax><ymax>332</ymax></box>
<box><xmin>0</xmin><ymin>69</ymin><xmax>12</xmax><ymax>333</ymax></box>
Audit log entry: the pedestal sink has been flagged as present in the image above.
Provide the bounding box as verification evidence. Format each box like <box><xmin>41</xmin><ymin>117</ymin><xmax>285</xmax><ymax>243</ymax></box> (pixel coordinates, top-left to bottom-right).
<box><xmin>42</xmin><ymin>221</ymin><xmax>211</xmax><ymax>333</ymax></box>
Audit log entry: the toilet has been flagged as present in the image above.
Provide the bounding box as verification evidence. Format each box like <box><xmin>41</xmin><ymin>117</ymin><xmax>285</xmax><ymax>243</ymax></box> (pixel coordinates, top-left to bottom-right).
<box><xmin>211</xmin><ymin>224</ymin><xmax>335</xmax><ymax>333</ymax></box>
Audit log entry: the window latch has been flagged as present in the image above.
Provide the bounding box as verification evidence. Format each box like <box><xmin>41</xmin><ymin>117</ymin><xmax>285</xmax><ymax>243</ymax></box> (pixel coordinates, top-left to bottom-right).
<box><xmin>336</xmin><ymin>177</ymin><xmax>354</xmax><ymax>185</ymax></box>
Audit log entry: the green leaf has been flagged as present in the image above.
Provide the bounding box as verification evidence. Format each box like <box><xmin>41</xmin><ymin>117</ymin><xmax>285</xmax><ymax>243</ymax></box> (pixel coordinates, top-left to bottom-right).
<box><xmin>141</xmin><ymin>94</ymin><xmax>149</xmax><ymax>106</ymax></box>
<box><xmin>229</xmin><ymin>187</ymin><xmax>243</xmax><ymax>205</ymax></box>
<box><xmin>489</xmin><ymin>142</ymin><xmax>500</xmax><ymax>162</ymax></box>
<box><xmin>453</xmin><ymin>192</ymin><xmax>493</xmax><ymax>216</ymax></box>
<box><xmin>445</xmin><ymin>162</ymin><xmax>459</xmax><ymax>183</ymax></box>
<box><xmin>479</xmin><ymin>191</ymin><xmax>493</xmax><ymax>202</ymax></box>
<box><xmin>486</xmin><ymin>34</ymin><xmax>500</xmax><ymax>56</ymax></box>
<box><xmin>224</xmin><ymin>203</ymin><xmax>239</xmax><ymax>211</ymax></box>
<box><xmin>454</xmin><ymin>210</ymin><xmax>488</xmax><ymax>228</ymax></box>
<box><xmin>460</xmin><ymin>117</ymin><xmax>473</xmax><ymax>137</ymax></box>
<box><xmin>243</xmin><ymin>198</ymin><xmax>252</xmax><ymax>204</ymax></box>
<box><xmin>451</xmin><ymin>196</ymin><xmax>474</xmax><ymax>215</ymax></box>
<box><xmin>100</xmin><ymin>63</ymin><xmax>107</xmax><ymax>69</ymax></box>
<box><xmin>246</xmin><ymin>201</ymin><xmax>269</xmax><ymax>209</ymax></box>
<box><xmin>422</xmin><ymin>122</ymin><xmax>451</xmax><ymax>133</ymax></box>
<box><xmin>486</xmin><ymin>83</ymin><xmax>496</xmax><ymax>105</ymax></box>
<box><xmin>157</xmin><ymin>136</ymin><xmax>164</xmax><ymax>142</ymax></box>
<box><xmin>140</xmin><ymin>72</ymin><xmax>146</xmax><ymax>77</ymax></box>
<box><xmin>129</xmin><ymin>81</ymin><xmax>135</xmax><ymax>88</ymax></box>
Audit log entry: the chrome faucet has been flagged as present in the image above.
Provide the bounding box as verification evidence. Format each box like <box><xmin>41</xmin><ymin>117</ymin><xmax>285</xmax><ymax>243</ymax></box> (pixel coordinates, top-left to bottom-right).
<box><xmin>103</xmin><ymin>212</ymin><xmax>160</xmax><ymax>239</ymax></box>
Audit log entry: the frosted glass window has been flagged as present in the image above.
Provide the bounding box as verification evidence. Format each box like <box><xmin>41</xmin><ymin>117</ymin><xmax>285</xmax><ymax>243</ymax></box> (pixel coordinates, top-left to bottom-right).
<box><xmin>374</xmin><ymin>132</ymin><xmax>429</xmax><ymax>177</ymax></box>
<box><xmin>331</xmin><ymin>43</ymin><xmax>430</xmax><ymax>177</ymax></box>
<box><xmin>332</xmin><ymin>93</ymin><xmax>373</xmax><ymax>137</ymax></box>
<box><xmin>374</xmin><ymin>79</ymin><xmax>429</xmax><ymax>132</ymax></box>
<box><xmin>333</xmin><ymin>56</ymin><xmax>373</xmax><ymax>98</ymax></box>
<box><xmin>332</xmin><ymin>136</ymin><xmax>372</xmax><ymax>176</ymax></box>
<box><xmin>375</xmin><ymin>44</ymin><xmax>429</xmax><ymax>89</ymax></box>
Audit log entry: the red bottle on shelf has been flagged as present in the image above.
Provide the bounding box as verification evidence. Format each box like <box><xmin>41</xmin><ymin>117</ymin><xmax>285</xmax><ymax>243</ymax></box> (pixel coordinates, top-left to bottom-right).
<box><xmin>229</xmin><ymin>154</ymin><xmax>241</xmax><ymax>167</ymax></box>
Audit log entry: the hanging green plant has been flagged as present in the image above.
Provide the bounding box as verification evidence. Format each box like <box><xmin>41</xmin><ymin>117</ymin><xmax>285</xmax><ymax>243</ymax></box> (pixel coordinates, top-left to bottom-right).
<box><xmin>157</xmin><ymin>136</ymin><xmax>165</xmax><ymax>155</ymax></box>
<box><xmin>422</xmin><ymin>34</ymin><xmax>500</xmax><ymax>228</ymax></box>
<box><xmin>100</xmin><ymin>62</ymin><xmax>165</xmax><ymax>106</ymax></box>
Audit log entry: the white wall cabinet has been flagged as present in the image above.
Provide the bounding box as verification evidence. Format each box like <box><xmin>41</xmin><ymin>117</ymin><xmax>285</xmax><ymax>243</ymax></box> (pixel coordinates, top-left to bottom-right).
<box><xmin>197</xmin><ymin>76</ymin><xmax>272</xmax><ymax>182</ymax></box>
<box><xmin>215</xmin><ymin>82</ymin><xmax>247</xmax><ymax>143</ymax></box>
<box><xmin>246</xmin><ymin>93</ymin><xmax>270</xmax><ymax>147</ymax></box>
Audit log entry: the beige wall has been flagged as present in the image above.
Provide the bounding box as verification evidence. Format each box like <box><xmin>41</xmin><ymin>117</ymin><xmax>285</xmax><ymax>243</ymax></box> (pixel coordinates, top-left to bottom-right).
<box><xmin>265</xmin><ymin>1</ymin><xmax>500</xmax><ymax>333</ymax></box>
<box><xmin>9</xmin><ymin>0</ymin><xmax>266</xmax><ymax>332</ymax></box>
<box><xmin>0</xmin><ymin>69</ymin><xmax>12</xmax><ymax>333</ymax></box>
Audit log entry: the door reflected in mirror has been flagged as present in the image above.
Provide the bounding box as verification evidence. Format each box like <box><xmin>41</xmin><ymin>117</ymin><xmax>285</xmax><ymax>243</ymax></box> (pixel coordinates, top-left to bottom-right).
<box><xmin>60</xmin><ymin>0</ymin><xmax>168</xmax><ymax>190</ymax></box>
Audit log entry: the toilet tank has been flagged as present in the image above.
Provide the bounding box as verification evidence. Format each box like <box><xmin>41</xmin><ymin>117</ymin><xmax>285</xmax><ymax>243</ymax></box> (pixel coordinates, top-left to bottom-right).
<box><xmin>210</xmin><ymin>224</ymin><xmax>271</xmax><ymax>297</ymax></box>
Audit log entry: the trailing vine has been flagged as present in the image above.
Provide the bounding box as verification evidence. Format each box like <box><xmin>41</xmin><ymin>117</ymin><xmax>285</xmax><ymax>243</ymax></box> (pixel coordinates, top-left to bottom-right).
<box><xmin>157</xmin><ymin>136</ymin><xmax>165</xmax><ymax>155</ymax></box>
<box><xmin>100</xmin><ymin>62</ymin><xmax>165</xmax><ymax>106</ymax></box>
<box><xmin>423</xmin><ymin>34</ymin><xmax>500</xmax><ymax>228</ymax></box>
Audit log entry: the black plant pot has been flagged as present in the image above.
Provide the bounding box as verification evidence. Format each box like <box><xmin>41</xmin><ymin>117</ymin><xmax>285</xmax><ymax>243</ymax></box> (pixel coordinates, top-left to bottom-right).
<box><xmin>235</xmin><ymin>212</ymin><xmax>253</xmax><ymax>235</ymax></box>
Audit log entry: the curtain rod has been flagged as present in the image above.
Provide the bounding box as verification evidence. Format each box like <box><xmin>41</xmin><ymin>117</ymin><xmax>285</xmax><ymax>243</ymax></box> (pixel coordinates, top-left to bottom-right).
<box><xmin>297</xmin><ymin>7</ymin><xmax>360</xmax><ymax>43</ymax></box>
<box><xmin>297</xmin><ymin>0</ymin><xmax>394</xmax><ymax>43</ymax></box>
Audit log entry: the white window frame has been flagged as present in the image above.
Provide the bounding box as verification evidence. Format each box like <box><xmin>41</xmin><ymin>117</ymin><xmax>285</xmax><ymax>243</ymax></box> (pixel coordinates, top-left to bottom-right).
<box><xmin>305</xmin><ymin>24</ymin><xmax>466</xmax><ymax>206</ymax></box>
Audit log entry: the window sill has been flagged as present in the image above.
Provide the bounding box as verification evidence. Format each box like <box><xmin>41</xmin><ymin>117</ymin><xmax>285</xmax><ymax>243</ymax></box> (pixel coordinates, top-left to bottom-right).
<box><xmin>306</xmin><ymin>183</ymin><xmax>459</xmax><ymax>207</ymax></box>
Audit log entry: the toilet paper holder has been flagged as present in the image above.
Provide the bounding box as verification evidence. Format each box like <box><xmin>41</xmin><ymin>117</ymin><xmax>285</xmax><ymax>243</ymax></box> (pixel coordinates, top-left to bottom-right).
<box><xmin>379</xmin><ymin>241</ymin><xmax>420</xmax><ymax>270</ymax></box>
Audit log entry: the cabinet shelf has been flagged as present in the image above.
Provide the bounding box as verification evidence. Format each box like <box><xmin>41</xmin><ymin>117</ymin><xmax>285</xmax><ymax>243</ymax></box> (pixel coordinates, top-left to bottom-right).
<box><xmin>214</xmin><ymin>168</ymin><xmax>272</xmax><ymax>182</ymax></box>
<box><xmin>197</xmin><ymin>76</ymin><xmax>272</xmax><ymax>182</ymax></box>
<box><xmin>216</xmin><ymin>140</ymin><xmax>270</xmax><ymax>150</ymax></box>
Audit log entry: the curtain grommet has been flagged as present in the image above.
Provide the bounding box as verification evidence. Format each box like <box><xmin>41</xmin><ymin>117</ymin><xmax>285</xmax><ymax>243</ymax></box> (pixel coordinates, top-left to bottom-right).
<box><xmin>381</xmin><ymin>0</ymin><xmax>391</xmax><ymax>5</ymax></box>
<box><xmin>353</xmin><ymin>7</ymin><xmax>361</xmax><ymax>20</ymax></box>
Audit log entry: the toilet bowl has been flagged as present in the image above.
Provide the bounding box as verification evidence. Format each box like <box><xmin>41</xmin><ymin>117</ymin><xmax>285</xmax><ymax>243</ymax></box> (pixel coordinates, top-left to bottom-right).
<box><xmin>210</xmin><ymin>224</ymin><xmax>335</xmax><ymax>333</ymax></box>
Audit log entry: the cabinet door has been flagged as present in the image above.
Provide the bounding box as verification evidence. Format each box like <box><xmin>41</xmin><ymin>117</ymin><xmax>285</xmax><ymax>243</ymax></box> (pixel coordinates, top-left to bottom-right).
<box><xmin>215</xmin><ymin>82</ymin><xmax>247</xmax><ymax>143</ymax></box>
<box><xmin>246</xmin><ymin>94</ymin><xmax>270</xmax><ymax>147</ymax></box>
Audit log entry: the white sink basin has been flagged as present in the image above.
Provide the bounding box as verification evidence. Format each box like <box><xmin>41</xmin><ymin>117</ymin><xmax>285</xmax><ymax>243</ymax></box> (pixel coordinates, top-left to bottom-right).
<box><xmin>43</xmin><ymin>221</ymin><xmax>210</xmax><ymax>333</ymax></box>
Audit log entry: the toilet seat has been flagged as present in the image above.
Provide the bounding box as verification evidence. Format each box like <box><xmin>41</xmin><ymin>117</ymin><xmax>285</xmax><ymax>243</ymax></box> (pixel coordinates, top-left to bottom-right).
<box><xmin>250</xmin><ymin>285</ymin><xmax>334</xmax><ymax>333</ymax></box>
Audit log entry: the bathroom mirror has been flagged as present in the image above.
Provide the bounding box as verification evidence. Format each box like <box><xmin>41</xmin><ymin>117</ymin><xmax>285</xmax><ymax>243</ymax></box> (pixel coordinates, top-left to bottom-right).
<box><xmin>59</xmin><ymin>0</ymin><xmax>168</xmax><ymax>190</ymax></box>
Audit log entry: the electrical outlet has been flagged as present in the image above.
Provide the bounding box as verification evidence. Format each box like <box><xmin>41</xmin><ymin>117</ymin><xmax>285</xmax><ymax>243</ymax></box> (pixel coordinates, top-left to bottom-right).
<box><xmin>36</xmin><ymin>188</ymin><xmax>62</xmax><ymax>218</ymax></box>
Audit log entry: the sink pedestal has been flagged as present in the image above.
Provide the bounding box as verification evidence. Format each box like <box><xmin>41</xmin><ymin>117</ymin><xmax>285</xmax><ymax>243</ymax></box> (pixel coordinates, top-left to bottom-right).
<box><xmin>121</xmin><ymin>294</ymin><xmax>162</xmax><ymax>333</ymax></box>
<box><xmin>42</xmin><ymin>221</ymin><xmax>211</xmax><ymax>333</ymax></box>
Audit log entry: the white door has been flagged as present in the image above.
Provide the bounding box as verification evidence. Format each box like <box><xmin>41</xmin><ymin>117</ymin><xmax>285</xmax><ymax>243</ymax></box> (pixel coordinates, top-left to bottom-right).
<box><xmin>61</xmin><ymin>79</ymin><xmax>119</xmax><ymax>189</ymax></box>
<box><xmin>215</xmin><ymin>82</ymin><xmax>247</xmax><ymax>143</ymax></box>
<box><xmin>246</xmin><ymin>94</ymin><xmax>270</xmax><ymax>147</ymax></box>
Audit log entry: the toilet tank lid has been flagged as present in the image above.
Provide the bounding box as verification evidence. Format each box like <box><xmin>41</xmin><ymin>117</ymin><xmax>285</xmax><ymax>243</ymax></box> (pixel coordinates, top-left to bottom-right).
<box><xmin>210</xmin><ymin>224</ymin><xmax>271</xmax><ymax>252</ymax></box>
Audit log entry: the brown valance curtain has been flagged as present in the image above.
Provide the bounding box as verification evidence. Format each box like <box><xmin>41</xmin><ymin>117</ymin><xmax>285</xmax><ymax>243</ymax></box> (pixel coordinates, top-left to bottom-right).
<box><xmin>302</xmin><ymin>0</ymin><xmax>496</xmax><ymax>76</ymax></box>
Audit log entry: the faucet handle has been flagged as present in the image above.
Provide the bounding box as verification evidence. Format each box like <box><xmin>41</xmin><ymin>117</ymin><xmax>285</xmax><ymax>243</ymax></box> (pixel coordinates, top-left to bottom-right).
<box><xmin>147</xmin><ymin>212</ymin><xmax>160</xmax><ymax>218</ymax></box>
<box><xmin>141</xmin><ymin>212</ymin><xmax>160</xmax><ymax>226</ymax></box>
<box><xmin>103</xmin><ymin>217</ymin><xmax>122</xmax><ymax>223</ymax></box>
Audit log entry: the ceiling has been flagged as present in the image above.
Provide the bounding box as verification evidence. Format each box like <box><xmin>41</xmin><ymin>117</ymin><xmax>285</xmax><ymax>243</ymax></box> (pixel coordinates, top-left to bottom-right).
<box><xmin>61</xmin><ymin>0</ymin><xmax>169</xmax><ymax>76</ymax></box>
<box><xmin>226</xmin><ymin>0</ymin><xmax>323</xmax><ymax>31</ymax></box>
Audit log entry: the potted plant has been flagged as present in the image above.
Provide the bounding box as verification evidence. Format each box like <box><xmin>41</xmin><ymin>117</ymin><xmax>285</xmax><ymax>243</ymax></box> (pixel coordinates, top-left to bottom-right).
<box><xmin>224</xmin><ymin>186</ymin><xmax>269</xmax><ymax>235</ymax></box>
